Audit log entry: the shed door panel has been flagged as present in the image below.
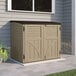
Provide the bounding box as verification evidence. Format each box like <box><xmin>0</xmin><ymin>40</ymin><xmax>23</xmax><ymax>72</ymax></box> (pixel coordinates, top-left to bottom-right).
<box><xmin>11</xmin><ymin>22</ymin><xmax>23</xmax><ymax>62</ymax></box>
<box><xmin>43</xmin><ymin>25</ymin><xmax>60</xmax><ymax>60</ymax></box>
<box><xmin>24</xmin><ymin>25</ymin><xmax>43</xmax><ymax>62</ymax></box>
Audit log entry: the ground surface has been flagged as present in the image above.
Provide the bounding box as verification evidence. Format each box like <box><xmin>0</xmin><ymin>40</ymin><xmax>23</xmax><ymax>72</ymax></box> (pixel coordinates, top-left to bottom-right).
<box><xmin>0</xmin><ymin>54</ymin><xmax>76</xmax><ymax>76</ymax></box>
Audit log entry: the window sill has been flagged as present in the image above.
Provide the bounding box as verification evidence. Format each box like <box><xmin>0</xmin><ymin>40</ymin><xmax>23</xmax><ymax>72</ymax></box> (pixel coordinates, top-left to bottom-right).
<box><xmin>8</xmin><ymin>10</ymin><xmax>55</xmax><ymax>14</ymax></box>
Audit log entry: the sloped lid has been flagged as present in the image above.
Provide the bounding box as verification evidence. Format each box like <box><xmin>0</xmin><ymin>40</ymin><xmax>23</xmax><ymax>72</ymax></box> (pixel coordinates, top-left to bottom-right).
<box><xmin>10</xmin><ymin>21</ymin><xmax>61</xmax><ymax>25</ymax></box>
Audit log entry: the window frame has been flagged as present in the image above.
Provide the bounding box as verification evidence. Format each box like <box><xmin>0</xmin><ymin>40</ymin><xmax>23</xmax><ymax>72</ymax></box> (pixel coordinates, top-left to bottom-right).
<box><xmin>8</xmin><ymin>0</ymin><xmax>55</xmax><ymax>14</ymax></box>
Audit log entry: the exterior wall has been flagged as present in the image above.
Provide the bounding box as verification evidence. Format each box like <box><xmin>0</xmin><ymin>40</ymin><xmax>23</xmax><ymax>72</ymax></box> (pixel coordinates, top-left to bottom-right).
<box><xmin>72</xmin><ymin>0</ymin><xmax>76</xmax><ymax>55</ymax></box>
<box><xmin>0</xmin><ymin>0</ymin><xmax>63</xmax><ymax>49</ymax></box>
<box><xmin>62</xmin><ymin>0</ymin><xmax>72</xmax><ymax>54</ymax></box>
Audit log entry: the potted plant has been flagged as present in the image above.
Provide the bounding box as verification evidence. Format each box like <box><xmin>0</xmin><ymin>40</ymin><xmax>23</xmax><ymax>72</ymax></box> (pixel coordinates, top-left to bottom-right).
<box><xmin>0</xmin><ymin>42</ymin><xmax>8</xmax><ymax>63</ymax></box>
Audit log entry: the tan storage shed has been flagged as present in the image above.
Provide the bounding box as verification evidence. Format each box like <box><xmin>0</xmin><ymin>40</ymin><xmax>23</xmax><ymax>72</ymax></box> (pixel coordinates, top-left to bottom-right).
<box><xmin>10</xmin><ymin>21</ymin><xmax>61</xmax><ymax>63</ymax></box>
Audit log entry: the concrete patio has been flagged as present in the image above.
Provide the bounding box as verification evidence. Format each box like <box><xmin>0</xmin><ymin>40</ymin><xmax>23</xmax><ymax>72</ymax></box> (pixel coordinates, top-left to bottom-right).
<box><xmin>0</xmin><ymin>54</ymin><xmax>76</xmax><ymax>76</ymax></box>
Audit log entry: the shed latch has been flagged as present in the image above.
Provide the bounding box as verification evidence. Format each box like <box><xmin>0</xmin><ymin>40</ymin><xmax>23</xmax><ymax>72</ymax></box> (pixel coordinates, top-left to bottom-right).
<box><xmin>59</xmin><ymin>27</ymin><xmax>61</xmax><ymax>31</ymax></box>
<box><xmin>23</xmin><ymin>54</ymin><xmax>25</xmax><ymax>59</ymax></box>
<box><xmin>23</xmin><ymin>26</ymin><xmax>25</xmax><ymax>31</ymax></box>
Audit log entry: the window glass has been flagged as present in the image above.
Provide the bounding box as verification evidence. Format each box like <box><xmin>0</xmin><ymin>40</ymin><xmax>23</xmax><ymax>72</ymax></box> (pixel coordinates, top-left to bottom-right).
<box><xmin>11</xmin><ymin>0</ymin><xmax>52</xmax><ymax>12</ymax></box>
<box><xmin>12</xmin><ymin>0</ymin><xmax>32</xmax><ymax>11</ymax></box>
<box><xmin>35</xmin><ymin>0</ymin><xmax>52</xmax><ymax>12</ymax></box>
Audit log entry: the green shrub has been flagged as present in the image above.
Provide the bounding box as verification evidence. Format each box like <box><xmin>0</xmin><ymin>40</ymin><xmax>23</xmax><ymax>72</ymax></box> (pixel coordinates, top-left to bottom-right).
<box><xmin>0</xmin><ymin>48</ymin><xmax>8</xmax><ymax>62</ymax></box>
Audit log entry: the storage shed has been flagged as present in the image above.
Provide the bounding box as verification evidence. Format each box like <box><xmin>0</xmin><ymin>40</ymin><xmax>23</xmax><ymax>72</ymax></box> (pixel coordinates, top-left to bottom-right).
<box><xmin>10</xmin><ymin>21</ymin><xmax>61</xmax><ymax>63</ymax></box>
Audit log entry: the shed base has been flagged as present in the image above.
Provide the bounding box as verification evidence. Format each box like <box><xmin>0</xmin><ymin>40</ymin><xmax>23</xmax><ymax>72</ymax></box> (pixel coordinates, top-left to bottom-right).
<box><xmin>10</xmin><ymin>58</ymin><xmax>65</xmax><ymax>66</ymax></box>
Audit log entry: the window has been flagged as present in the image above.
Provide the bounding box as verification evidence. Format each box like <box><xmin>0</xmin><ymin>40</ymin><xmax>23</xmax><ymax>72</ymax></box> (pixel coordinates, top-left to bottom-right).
<box><xmin>12</xmin><ymin>0</ymin><xmax>32</xmax><ymax>11</ymax></box>
<box><xmin>35</xmin><ymin>0</ymin><xmax>52</xmax><ymax>12</ymax></box>
<box><xmin>8</xmin><ymin>0</ymin><xmax>55</xmax><ymax>13</ymax></box>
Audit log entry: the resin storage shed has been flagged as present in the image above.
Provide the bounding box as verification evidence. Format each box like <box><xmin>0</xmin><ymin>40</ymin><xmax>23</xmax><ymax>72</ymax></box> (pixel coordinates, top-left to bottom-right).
<box><xmin>10</xmin><ymin>21</ymin><xmax>61</xmax><ymax>63</ymax></box>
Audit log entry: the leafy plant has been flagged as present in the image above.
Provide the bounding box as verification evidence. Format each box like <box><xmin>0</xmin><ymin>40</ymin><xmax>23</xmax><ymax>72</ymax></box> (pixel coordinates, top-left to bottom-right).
<box><xmin>0</xmin><ymin>41</ymin><xmax>8</xmax><ymax>62</ymax></box>
<box><xmin>0</xmin><ymin>48</ymin><xmax>8</xmax><ymax>62</ymax></box>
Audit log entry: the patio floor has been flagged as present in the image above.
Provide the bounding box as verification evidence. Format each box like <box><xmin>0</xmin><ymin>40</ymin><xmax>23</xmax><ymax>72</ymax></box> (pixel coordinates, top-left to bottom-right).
<box><xmin>0</xmin><ymin>54</ymin><xmax>76</xmax><ymax>76</ymax></box>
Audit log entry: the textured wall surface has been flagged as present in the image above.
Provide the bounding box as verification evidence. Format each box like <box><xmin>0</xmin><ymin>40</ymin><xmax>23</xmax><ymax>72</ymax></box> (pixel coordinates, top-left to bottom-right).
<box><xmin>62</xmin><ymin>0</ymin><xmax>72</xmax><ymax>54</ymax></box>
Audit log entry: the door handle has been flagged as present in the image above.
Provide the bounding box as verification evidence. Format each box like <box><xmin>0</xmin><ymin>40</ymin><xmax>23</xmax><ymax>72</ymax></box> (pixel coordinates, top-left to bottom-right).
<box><xmin>45</xmin><ymin>25</ymin><xmax>47</xmax><ymax>27</ymax></box>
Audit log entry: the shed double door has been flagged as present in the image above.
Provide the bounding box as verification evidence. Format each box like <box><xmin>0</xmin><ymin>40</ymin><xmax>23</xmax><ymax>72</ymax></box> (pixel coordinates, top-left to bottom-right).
<box><xmin>24</xmin><ymin>24</ymin><xmax>60</xmax><ymax>63</ymax></box>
